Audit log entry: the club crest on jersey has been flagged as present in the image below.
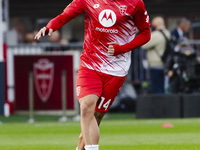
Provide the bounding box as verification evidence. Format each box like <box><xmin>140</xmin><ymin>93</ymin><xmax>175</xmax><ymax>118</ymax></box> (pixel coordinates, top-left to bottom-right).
<box><xmin>34</xmin><ymin>59</ymin><xmax>54</xmax><ymax>103</ymax></box>
<box><xmin>99</xmin><ymin>9</ymin><xmax>117</xmax><ymax>27</ymax></box>
<box><xmin>93</xmin><ymin>4</ymin><xmax>99</xmax><ymax>8</ymax></box>
<box><xmin>119</xmin><ymin>5</ymin><xmax>127</xmax><ymax>15</ymax></box>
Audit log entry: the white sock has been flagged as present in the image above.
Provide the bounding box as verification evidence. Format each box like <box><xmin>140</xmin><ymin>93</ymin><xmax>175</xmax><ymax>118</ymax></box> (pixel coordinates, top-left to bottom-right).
<box><xmin>84</xmin><ymin>145</ymin><xmax>99</xmax><ymax>150</ymax></box>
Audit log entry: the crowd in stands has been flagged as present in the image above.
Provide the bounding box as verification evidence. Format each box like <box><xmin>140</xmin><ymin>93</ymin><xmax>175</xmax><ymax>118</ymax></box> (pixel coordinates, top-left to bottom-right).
<box><xmin>142</xmin><ymin>17</ymin><xmax>200</xmax><ymax>94</ymax></box>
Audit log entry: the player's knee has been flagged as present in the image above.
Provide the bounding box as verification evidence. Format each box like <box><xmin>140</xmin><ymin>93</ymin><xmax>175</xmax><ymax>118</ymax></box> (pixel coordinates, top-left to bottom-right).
<box><xmin>79</xmin><ymin>95</ymin><xmax>98</xmax><ymax>117</ymax></box>
<box><xmin>80</xmin><ymin>102</ymin><xmax>94</xmax><ymax>117</ymax></box>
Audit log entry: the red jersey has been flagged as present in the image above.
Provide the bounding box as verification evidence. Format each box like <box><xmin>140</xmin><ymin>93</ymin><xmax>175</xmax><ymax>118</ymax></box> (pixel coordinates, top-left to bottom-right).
<box><xmin>47</xmin><ymin>0</ymin><xmax>150</xmax><ymax>76</ymax></box>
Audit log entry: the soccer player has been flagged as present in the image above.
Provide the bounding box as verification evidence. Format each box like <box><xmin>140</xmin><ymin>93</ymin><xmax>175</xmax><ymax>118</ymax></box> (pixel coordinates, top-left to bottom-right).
<box><xmin>34</xmin><ymin>0</ymin><xmax>151</xmax><ymax>149</ymax></box>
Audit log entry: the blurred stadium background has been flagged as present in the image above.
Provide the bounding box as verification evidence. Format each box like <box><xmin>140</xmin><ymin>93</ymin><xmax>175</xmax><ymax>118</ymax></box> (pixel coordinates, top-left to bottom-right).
<box><xmin>1</xmin><ymin>0</ymin><xmax>200</xmax><ymax>149</ymax></box>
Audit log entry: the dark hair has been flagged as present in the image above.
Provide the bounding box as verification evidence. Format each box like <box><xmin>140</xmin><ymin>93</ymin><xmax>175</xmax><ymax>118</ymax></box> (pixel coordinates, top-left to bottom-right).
<box><xmin>177</xmin><ymin>18</ymin><xmax>190</xmax><ymax>26</ymax></box>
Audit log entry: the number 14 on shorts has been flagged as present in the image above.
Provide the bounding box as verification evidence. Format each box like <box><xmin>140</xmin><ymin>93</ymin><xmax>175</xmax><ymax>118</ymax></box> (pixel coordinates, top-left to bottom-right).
<box><xmin>98</xmin><ymin>97</ymin><xmax>112</xmax><ymax>111</ymax></box>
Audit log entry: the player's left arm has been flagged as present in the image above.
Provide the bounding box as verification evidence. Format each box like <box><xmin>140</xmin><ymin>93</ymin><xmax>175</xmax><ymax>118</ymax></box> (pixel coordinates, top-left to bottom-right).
<box><xmin>108</xmin><ymin>0</ymin><xmax>151</xmax><ymax>56</ymax></box>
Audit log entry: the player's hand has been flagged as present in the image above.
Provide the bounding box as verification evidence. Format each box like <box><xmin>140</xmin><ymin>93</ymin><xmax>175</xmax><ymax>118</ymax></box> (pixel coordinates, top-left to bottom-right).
<box><xmin>107</xmin><ymin>42</ymin><xmax>118</xmax><ymax>56</ymax></box>
<box><xmin>34</xmin><ymin>27</ymin><xmax>53</xmax><ymax>40</ymax></box>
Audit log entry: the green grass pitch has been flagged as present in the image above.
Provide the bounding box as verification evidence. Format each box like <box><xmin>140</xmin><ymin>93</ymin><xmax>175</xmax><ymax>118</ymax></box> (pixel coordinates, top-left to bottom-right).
<box><xmin>0</xmin><ymin>114</ymin><xmax>200</xmax><ymax>150</ymax></box>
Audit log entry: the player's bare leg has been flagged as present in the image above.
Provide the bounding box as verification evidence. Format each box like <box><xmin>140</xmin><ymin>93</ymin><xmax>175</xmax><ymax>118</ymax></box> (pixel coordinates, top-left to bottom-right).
<box><xmin>77</xmin><ymin>111</ymin><xmax>106</xmax><ymax>150</ymax></box>
<box><xmin>94</xmin><ymin>111</ymin><xmax>106</xmax><ymax>125</ymax></box>
<box><xmin>78</xmin><ymin>94</ymin><xmax>100</xmax><ymax>150</ymax></box>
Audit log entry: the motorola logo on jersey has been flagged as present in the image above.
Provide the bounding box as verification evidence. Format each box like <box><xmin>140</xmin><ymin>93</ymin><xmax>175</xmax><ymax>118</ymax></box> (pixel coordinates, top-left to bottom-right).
<box><xmin>99</xmin><ymin>9</ymin><xmax>116</xmax><ymax>27</ymax></box>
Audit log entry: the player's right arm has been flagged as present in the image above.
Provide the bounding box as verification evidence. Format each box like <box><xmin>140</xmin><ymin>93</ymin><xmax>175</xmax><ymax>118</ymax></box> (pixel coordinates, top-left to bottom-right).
<box><xmin>34</xmin><ymin>0</ymin><xmax>85</xmax><ymax>40</ymax></box>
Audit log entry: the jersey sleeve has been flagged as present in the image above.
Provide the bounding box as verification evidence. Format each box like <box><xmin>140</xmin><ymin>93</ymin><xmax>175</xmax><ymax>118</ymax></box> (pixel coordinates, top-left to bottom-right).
<box><xmin>133</xmin><ymin>0</ymin><xmax>150</xmax><ymax>31</ymax></box>
<box><xmin>46</xmin><ymin>0</ymin><xmax>85</xmax><ymax>31</ymax></box>
<box><xmin>113</xmin><ymin>0</ymin><xmax>151</xmax><ymax>55</ymax></box>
